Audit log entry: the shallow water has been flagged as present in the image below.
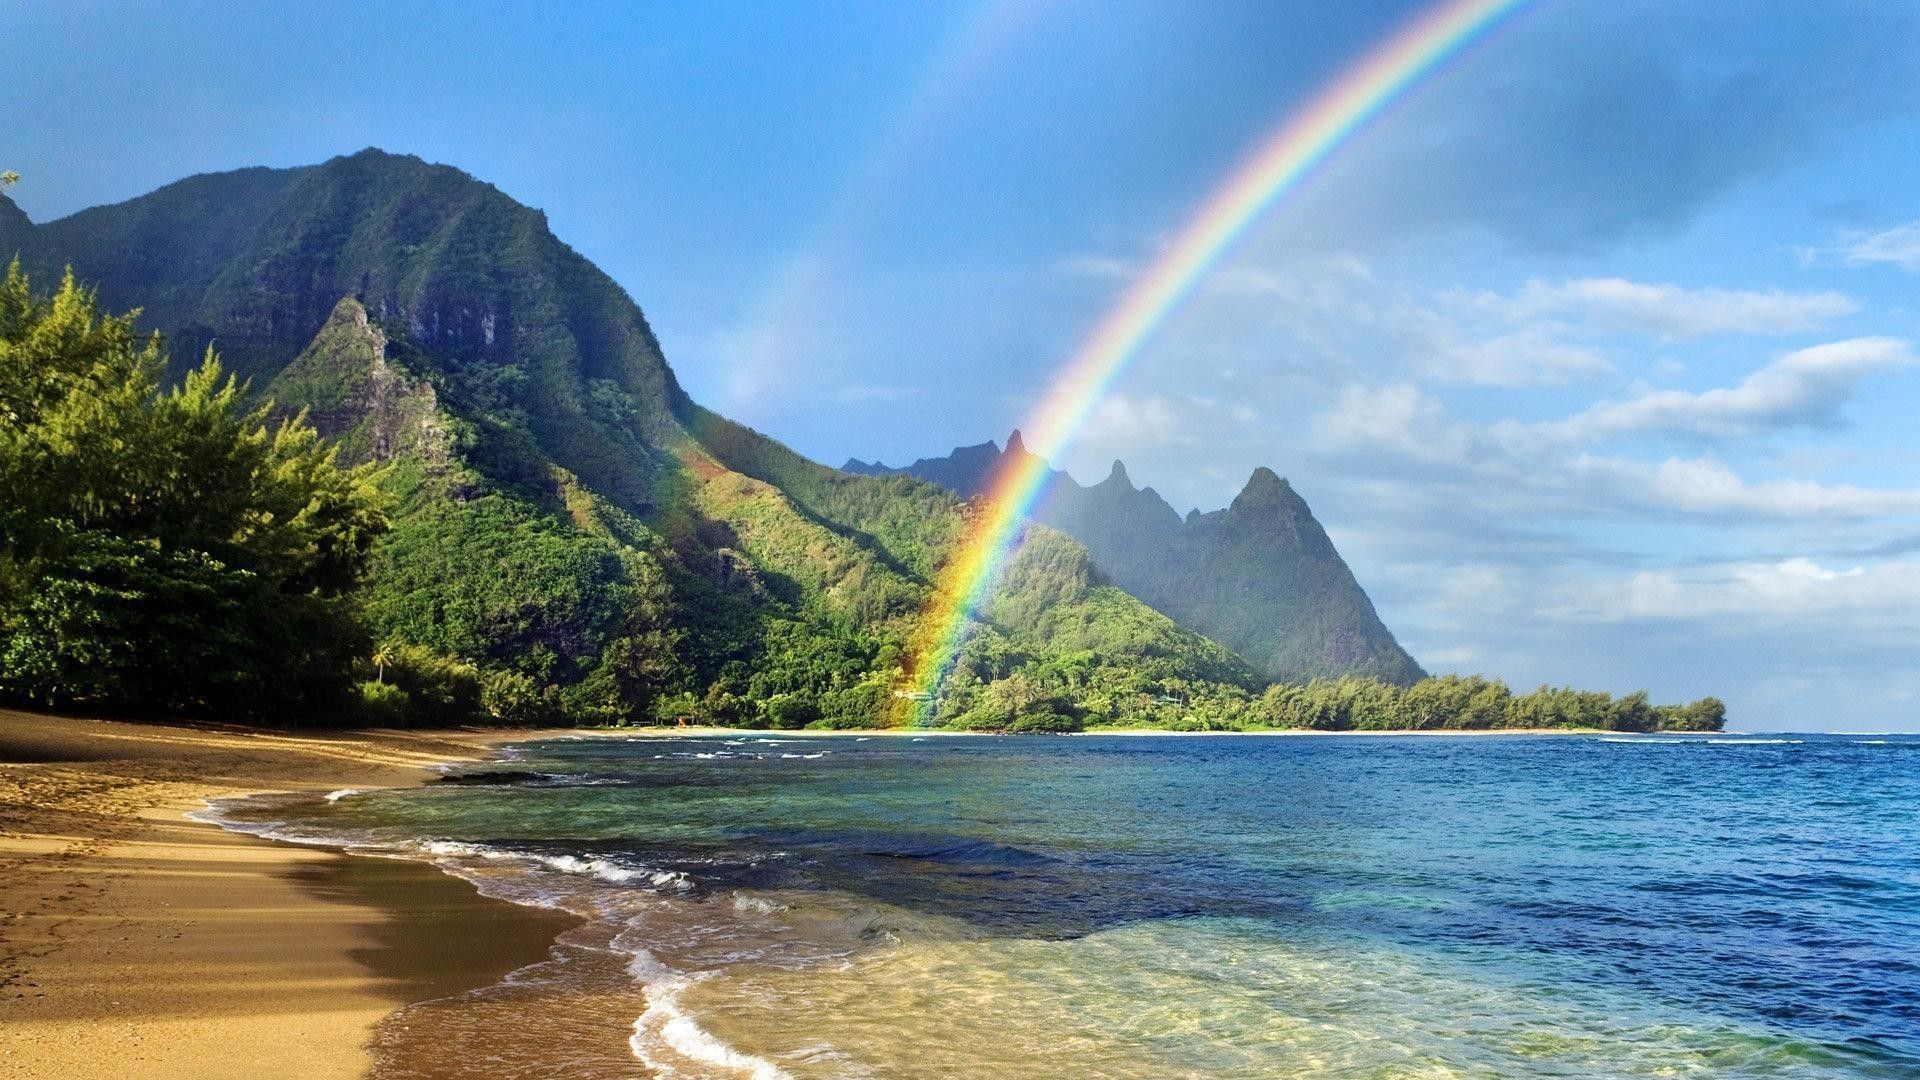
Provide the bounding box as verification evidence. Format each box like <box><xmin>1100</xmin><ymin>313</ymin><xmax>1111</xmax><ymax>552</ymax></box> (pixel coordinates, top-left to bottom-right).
<box><xmin>211</xmin><ymin>732</ymin><xmax>1920</xmax><ymax>1078</ymax></box>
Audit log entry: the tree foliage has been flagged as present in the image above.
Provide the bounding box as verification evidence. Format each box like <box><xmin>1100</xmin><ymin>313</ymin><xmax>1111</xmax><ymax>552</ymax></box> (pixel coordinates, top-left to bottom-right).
<box><xmin>0</xmin><ymin>265</ymin><xmax>386</xmax><ymax>720</ymax></box>
<box><xmin>1241</xmin><ymin>675</ymin><xmax>1721</xmax><ymax>733</ymax></box>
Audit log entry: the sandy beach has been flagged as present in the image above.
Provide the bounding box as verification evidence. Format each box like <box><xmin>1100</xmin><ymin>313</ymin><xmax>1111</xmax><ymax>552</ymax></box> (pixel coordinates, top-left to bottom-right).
<box><xmin>0</xmin><ymin>710</ymin><xmax>575</xmax><ymax>1080</ymax></box>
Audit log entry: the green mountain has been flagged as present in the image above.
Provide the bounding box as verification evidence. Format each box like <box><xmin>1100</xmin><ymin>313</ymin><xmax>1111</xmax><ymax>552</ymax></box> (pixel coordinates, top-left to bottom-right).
<box><xmin>845</xmin><ymin>434</ymin><xmax>1426</xmax><ymax>685</ymax></box>
<box><xmin>0</xmin><ymin>150</ymin><xmax>1255</xmax><ymax>728</ymax></box>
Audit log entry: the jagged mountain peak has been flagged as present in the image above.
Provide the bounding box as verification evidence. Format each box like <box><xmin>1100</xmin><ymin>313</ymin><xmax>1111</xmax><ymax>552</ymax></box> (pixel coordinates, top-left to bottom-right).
<box><xmin>1230</xmin><ymin>467</ymin><xmax>1303</xmax><ymax>513</ymax></box>
<box><xmin>840</xmin><ymin>435</ymin><xmax>1058</xmax><ymax>499</ymax></box>
<box><xmin>324</xmin><ymin>294</ymin><xmax>376</xmax><ymax>332</ymax></box>
<box><xmin>865</xmin><ymin>436</ymin><xmax>1425</xmax><ymax>685</ymax></box>
<box><xmin>266</xmin><ymin>295</ymin><xmax>450</xmax><ymax>470</ymax></box>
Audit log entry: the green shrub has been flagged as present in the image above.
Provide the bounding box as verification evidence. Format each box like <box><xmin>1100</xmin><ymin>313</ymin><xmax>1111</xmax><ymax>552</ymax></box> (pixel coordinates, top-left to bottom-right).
<box><xmin>350</xmin><ymin>680</ymin><xmax>413</xmax><ymax>726</ymax></box>
<box><xmin>480</xmin><ymin>669</ymin><xmax>568</xmax><ymax>725</ymax></box>
<box><xmin>762</xmin><ymin>693</ymin><xmax>819</xmax><ymax>730</ymax></box>
<box><xmin>378</xmin><ymin>644</ymin><xmax>484</xmax><ymax>726</ymax></box>
<box><xmin>812</xmin><ymin>683</ymin><xmax>889</xmax><ymax>729</ymax></box>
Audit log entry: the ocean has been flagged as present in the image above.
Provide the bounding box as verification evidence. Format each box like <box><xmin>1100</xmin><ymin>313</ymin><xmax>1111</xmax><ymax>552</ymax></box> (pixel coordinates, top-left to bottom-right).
<box><xmin>206</xmin><ymin>732</ymin><xmax>1920</xmax><ymax>1078</ymax></box>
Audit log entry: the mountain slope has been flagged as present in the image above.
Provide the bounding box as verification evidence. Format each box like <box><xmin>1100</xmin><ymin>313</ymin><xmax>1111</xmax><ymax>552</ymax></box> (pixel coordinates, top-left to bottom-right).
<box><xmin>1</xmin><ymin>151</ymin><xmax>1256</xmax><ymax>727</ymax></box>
<box><xmin>847</xmin><ymin>434</ymin><xmax>1426</xmax><ymax>685</ymax></box>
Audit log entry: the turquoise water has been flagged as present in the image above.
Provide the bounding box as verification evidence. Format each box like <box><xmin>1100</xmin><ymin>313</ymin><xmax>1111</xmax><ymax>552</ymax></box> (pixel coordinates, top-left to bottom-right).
<box><xmin>214</xmin><ymin>732</ymin><xmax>1920</xmax><ymax>1077</ymax></box>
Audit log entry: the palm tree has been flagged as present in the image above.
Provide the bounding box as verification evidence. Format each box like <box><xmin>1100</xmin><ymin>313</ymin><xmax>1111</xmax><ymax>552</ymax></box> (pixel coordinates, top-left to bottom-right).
<box><xmin>371</xmin><ymin>645</ymin><xmax>395</xmax><ymax>685</ymax></box>
<box><xmin>1</xmin><ymin>172</ymin><xmax>19</xmax><ymax>188</ymax></box>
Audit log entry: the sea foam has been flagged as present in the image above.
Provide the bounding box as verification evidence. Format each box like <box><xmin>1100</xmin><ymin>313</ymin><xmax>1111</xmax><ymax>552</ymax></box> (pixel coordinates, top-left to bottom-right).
<box><xmin>419</xmin><ymin>839</ymin><xmax>693</xmax><ymax>890</ymax></box>
<box><xmin>624</xmin><ymin>946</ymin><xmax>793</xmax><ymax>1079</ymax></box>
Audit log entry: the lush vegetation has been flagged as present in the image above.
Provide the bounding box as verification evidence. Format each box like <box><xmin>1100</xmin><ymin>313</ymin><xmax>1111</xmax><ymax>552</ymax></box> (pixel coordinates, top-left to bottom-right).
<box><xmin>925</xmin><ymin>670</ymin><xmax>1724</xmax><ymax>735</ymax></box>
<box><xmin>0</xmin><ymin>265</ymin><xmax>385</xmax><ymax>720</ymax></box>
<box><xmin>1255</xmin><ymin>675</ymin><xmax>1723</xmax><ymax>733</ymax></box>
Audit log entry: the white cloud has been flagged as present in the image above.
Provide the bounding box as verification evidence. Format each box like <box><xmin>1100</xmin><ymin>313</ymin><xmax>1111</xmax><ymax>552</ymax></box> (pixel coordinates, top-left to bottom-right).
<box><xmin>1553</xmin><ymin>557</ymin><xmax>1920</xmax><ymax>626</ymax></box>
<box><xmin>1173</xmin><ymin>259</ymin><xmax>1619</xmax><ymax>388</ymax></box>
<box><xmin>1297</xmin><ymin>361</ymin><xmax>1920</xmax><ymax>522</ymax></box>
<box><xmin>1417</xmin><ymin>327</ymin><xmax>1612</xmax><ymax>387</ymax></box>
<box><xmin>1306</xmin><ymin>381</ymin><xmax>1920</xmax><ymax>522</ymax></box>
<box><xmin>1535</xmin><ymin>336</ymin><xmax>1912</xmax><ymax>441</ymax></box>
<box><xmin>1303</xmin><ymin>378</ymin><xmax>1920</xmax><ymax>522</ymax></box>
<box><xmin>1836</xmin><ymin>221</ymin><xmax>1920</xmax><ymax>270</ymax></box>
<box><xmin>1457</xmin><ymin>277</ymin><xmax>1858</xmax><ymax>336</ymax></box>
<box><xmin>1398</xmin><ymin>277</ymin><xmax>1853</xmax><ymax>390</ymax></box>
<box><xmin>1076</xmin><ymin>393</ymin><xmax>1198</xmax><ymax>448</ymax></box>
<box><xmin>1572</xmin><ymin>454</ymin><xmax>1920</xmax><ymax>519</ymax></box>
<box><xmin>1313</xmin><ymin>382</ymin><xmax>1482</xmax><ymax>464</ymax></box>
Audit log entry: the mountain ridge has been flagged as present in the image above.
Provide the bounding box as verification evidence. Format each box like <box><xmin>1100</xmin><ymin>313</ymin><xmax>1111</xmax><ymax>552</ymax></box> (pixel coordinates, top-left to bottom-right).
<box><xmin>846</xmin><ymin>435</ymin><xmax>1426</xmax><ymax>685</ymax></box>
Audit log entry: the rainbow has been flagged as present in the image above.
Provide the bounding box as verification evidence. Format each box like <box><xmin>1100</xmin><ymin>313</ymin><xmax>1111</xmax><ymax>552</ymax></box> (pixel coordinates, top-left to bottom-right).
<box><xmin>903</xmin><ymin>0</ymin><xmax>1527</xmax><ymax>717</ymax></box>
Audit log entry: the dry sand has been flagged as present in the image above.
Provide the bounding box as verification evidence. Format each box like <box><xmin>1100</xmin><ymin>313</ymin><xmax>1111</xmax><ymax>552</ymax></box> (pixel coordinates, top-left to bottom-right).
<box><xmin>0</xmin><ymin>710</ymin><xmax>575</xmax><ymax>1080</ymax></box>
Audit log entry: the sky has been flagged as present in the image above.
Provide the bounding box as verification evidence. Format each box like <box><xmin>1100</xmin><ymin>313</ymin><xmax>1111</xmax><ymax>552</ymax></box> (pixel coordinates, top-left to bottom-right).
<box><xmin>8</xmin><ymin>0</ymin><xmax>1920</xmax><ymax>730</ymax></box>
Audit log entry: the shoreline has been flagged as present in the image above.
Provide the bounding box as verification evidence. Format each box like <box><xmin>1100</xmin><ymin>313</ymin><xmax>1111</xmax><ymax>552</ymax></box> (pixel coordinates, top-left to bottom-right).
<box><xmin>588</xmin><ymin>724</ymin><xmax>1676</xmax><ymax>737</ymax></box>
<box><xmin>0</xmin><ymin>710</ymin><xmax>579</xmax><ymax>1079</ymax></box>
<box><xmin>1078</xmin><ymin>725</ymin><xmax>1623</xmax><ymax>736</ymax></box>
<box><xmin>0</xmin><ymin>713</ymin><xmax>1752</xmax><ymax>1077</ymax></box>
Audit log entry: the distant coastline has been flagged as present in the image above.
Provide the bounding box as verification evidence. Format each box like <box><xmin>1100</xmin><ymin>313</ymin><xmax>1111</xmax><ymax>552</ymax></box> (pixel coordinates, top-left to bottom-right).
<box><xmin>555</xmin><ymin>724</ymin><xmax>1674</xmax><ymax>738</ymax></box>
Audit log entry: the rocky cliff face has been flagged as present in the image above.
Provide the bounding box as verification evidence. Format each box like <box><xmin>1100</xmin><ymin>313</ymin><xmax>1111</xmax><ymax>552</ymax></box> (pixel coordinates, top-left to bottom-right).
<box><xmin>852</xmin><ymin>435</ymin><xmax>1426</xmax><ymax>685</ymax></box>
<box><xmin>270</xmin><ymin>297</ymin><xmax>450</xmax><ymax>468</ymax></box>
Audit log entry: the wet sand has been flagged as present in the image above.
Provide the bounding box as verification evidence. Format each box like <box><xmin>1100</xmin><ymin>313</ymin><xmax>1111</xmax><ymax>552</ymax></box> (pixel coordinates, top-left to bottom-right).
<box><xmin>0</xmin><ymin>710</ymin><xmax>578</xmax><ymax>1079</ymax></box>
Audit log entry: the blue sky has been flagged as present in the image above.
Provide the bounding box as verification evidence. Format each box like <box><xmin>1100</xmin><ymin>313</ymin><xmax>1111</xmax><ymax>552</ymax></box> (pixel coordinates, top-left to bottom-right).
<box><xmin>8</xmin><ymin>1</ymin><xmax>1920</xmax><ymax>730</ymax></box>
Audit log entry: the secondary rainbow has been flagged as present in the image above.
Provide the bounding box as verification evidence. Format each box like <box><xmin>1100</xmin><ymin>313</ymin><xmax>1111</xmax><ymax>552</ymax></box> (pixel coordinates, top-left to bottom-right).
<box><xmin>904</xmin><ymin>0</ymin><xmax>1527</xmax><ymax>712</ymax></box>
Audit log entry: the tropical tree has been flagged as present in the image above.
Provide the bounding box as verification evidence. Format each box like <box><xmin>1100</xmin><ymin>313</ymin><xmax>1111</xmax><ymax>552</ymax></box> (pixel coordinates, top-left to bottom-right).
<box><xmin>0</xmin><ymin>263</ymin><xmax>388</xmax><ymax>720</ymax></box>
